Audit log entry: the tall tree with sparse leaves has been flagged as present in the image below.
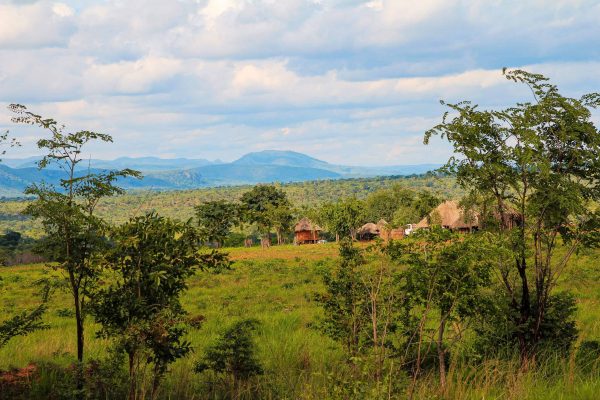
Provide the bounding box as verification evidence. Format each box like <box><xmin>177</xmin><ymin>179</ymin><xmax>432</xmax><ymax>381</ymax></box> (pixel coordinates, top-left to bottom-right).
<box><xmin>424</xmin><ymin>69</ymin><xmax>600</xmax><ymax>361</ymax></box>
<box><xmin>10</xmin><ymin>104</ymin><xmax>141</xmax><ymax>387</ymax></box>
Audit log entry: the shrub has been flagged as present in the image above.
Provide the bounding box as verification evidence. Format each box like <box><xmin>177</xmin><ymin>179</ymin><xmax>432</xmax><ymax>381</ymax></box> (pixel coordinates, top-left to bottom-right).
<box><xmin>195</xmin><ymin>319</ymin><xmax>263</xmax><ymax>381</ymax></box>
<box><xmin>472</xmin><ymin>291</ymin><xmax>578</xmax><ymax>358</ymax></box>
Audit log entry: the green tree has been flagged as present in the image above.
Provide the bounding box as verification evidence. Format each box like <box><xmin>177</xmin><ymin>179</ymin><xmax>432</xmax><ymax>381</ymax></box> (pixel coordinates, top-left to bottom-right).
<box><xmin>364</xmin><ymin>186</ymin><xmax>415</xmax><ymax>222</ymax></box>
<box><xmin>240</xmin><ymin>185</ymin><xmax>290</xmax><ymax>247</ymax></box>
<box><xmin>10</xmin><ymin>104</ymin><xmax>141</xmax><ymax>376</ymax></box>
<box><xmin>317</xmin><ymin>239</ymin><xmax>368</xmax><ymax>355</ymax></box>
<box><xmin>0</xmin><ymin>229</ymin><xmax>23</xmax><ymax>264</ymax></box>
<box><xmin>92</xmin><ymin>213</ymin><xmax>222</xmax><ymax>400</ymax></box>
<box><xmin>317</xmin><ymin>239</ymin><xmax>399</xmax><ymax>394</ymax></box>
<box><xmin>390</xmin><ymin>228</ymin><xmax>494</xmax><ymax>389</ymax></box>
<box><xmin>319</xmin><ymin>198</ymin><xmax>365</xmax><ymax>241</ymax></box>
<box><xmin>195</xmin><ymin>319</ymin><xmax>263</xmax><ymax>386</ymax></box>
<box><xmin>364</xmin><ymin>186</ymin><xmax>440</xmax><ymax>228</ymax></box>
<box><xmin>195</xmin><ymin>200</ymin><xmax>238</xmax><ymax>247</ymax></box>
<box><xmin>424</xmin><ymin>69</ymin><xmax>600</xmax><ymax>360</ymax></box>
<box><xmin>412</xmin><ymin>190</ymin><xmax>441</xmax><ymax>220</ymax></box>
<box><xmin>267</xmin><ymin>203</ymin><xmax>294</xmax><ymax>245</ymax></box>
<box><xmin>391</xmin><ymin>205</ymin><xmax>420</xmax><ymax>227</ymax></box>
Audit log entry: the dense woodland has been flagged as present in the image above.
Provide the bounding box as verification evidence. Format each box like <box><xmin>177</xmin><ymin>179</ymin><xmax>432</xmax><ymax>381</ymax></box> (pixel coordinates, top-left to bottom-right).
<box><xmin>0</xmin><ymin>173</ymin><xmax>461</xmax><ymax>240</ymax></box>
<box><xmin>1</xmin><ymin>70</ymin><xmax>600</xmax><ymax>400</ymax></box>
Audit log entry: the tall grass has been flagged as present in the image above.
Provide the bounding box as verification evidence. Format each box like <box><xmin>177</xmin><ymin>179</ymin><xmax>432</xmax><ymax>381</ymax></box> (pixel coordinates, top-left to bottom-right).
<box><xmin>1</xmin><ymin>244</ymin><xmax>599</xmax><ymax>399</ymax></box>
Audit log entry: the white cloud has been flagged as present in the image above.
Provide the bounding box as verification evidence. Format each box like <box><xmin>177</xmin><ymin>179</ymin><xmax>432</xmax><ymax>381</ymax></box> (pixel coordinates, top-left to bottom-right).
<box><xmin>52</xmin><ymin>2</ymin><xmax>74</xmax><ymax>17</ymax></box>
<box><xmin>83</xmin><ymin>57</ymin><xmax>183</xmax><ymax>95</ymax></box>
<box><xmin>0</xmin><ymin>0</ymin><xmax>599</xmax><ymax>165</ymax></box>
<box><xmin>0</xmin><ymin>2</ymin><xmax>75</xmax><ymax>48</ymax></box>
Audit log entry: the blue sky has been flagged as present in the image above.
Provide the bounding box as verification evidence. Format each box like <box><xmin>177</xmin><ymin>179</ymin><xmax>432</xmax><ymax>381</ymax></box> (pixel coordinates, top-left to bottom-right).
<box><xmin>0</xmin><ymin>0</ymin><xmax>599</xmax><ymax>165</ymax></box>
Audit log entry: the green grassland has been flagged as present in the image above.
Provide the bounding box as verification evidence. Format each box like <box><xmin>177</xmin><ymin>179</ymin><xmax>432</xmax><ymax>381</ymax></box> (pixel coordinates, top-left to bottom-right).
<box><xmin>1</xmin><ymin>243</ymin><xmax>599</xmax><ymax>399</ymax></box>
<box><xmin>0</xmin><ymin>174</ymin><xmax>461</xmax><ymax>238</ymax></box>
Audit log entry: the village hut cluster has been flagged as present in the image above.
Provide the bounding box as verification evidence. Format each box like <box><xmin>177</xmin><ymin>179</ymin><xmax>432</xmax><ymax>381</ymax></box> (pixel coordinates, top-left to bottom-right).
<box><xmin>294</xmin><ymin>200</ymin><xmax>522</xmax><ymax>245</ymax></box>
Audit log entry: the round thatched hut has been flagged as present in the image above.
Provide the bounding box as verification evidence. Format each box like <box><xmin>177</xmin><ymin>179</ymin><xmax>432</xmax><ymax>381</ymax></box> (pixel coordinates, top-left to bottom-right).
<box><xmin>357</xmin><ymin>222</ymin><xmax>381</xmax><ymax>241</ymax></box>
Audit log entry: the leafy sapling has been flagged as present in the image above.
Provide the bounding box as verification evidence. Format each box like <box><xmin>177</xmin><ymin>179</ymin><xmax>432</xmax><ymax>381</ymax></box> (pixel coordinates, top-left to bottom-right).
<box><xmin>10</xmin><ymin>104</ymin><xmax>141</xmax><ymax>397</ymax></box>
<box><xmin>195</xmin><ymin>319</ymin><xmax>263</xmax><ymax>383</ymax></box>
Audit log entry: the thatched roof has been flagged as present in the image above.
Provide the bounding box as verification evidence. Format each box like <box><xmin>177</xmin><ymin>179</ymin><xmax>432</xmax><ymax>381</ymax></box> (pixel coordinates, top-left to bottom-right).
<box><xmin>294</xmin><ymin>217</ymin><xmax>322</xmax><ymax>232</ymax></box>
<box><xmin>358</xmin><ymin>222</ymin><xmax>380</xmax><ymax>235</ymax></box>
<box><xmin>377</xmin><ymin>219</ymin><xmax>389</xmax><ymax>229</ymax></box>
<box><xmin>415</xmin><ymin>200</ymin><xmax>479</xmax><ymax>230</ymax></box>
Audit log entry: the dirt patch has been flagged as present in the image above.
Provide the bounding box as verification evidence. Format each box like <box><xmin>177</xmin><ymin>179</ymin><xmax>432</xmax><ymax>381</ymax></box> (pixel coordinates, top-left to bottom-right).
<box><xmin>0</xmin><ymin>363</ymin><xmax>37</xmax><ymax>385</ymax></box>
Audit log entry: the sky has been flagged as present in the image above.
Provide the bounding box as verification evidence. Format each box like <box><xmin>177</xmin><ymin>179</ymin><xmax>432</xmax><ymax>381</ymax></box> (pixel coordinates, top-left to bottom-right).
<box><xmin>0</xmin><ymin>0</ymin><xmax>599</xmax><ymax>166</ymax></box>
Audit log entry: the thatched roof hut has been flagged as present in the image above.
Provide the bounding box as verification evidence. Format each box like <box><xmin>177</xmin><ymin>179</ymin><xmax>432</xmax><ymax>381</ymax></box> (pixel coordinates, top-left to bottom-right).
<box><xmin>294</xmin><ymin>218</ymin><xmax>322</xmax><ymax>244</ymax></box>
<box><xmin>377</xmin><ymin>219</ymin><xmax>388</xmax><ymax>229</ymax></box>
<box><xmin>358</xmin><ymin>222</ymin><xmax>379</xmax><ymax>234</ymax></box>
<box><xmin>415</xmin><ymin>200</ymin><xmax>479</xmax><ymax>232</ymax></box>
<box><xmin>294</xmin><ymin>217</ymin><xmax>322</xmax><ymax>233</ymax></box>
<box><xmin>358</xmin><ymin>222</ymin><xmax>381</xmax><ymax>240</ymax></box>
<box><xmin>490</xmin><ymin>207</ymin><xmax>523</xmax><ymax>230</ymax></box>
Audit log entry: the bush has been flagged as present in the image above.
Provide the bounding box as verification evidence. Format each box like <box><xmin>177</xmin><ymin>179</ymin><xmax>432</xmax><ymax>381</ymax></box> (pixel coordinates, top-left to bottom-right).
<box><xmin>195</xmin><ymin>319</ymin><xmax>263</xmax><ymax>381</ymax></box>
<box><xmin>223</xmin><ymin>232</ymin><xmax>248</xmax><ymax>247</ymax></box>
<box><xmin>56</xmin><ymin>308</ymin><xmax>75</xmax><ymax>318</ymax></box>
<box><xmin>84</xmin><ymin>351</ymin><xmax>129</xmax><ymax>400</ymax></box>
<box><xmin>400</xmin><ymin>341</ymin><xmax>450</xmax><ymax>376</ymax></box>
<box><xmin>472</xmin><ymin>291</ymin><xmax>578</xmax><ymax>358</ymax></box>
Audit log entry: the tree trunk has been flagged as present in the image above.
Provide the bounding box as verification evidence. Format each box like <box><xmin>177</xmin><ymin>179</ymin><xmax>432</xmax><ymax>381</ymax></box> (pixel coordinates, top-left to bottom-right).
<box><xmin>128</xmin><ymin>351</ymin><xmax>136</xmax><ymax>400</ymax></box>
<box><xmin>151</xmin><ymin>366</ymin><xmax>162</xmax><ymax>400</ymax></box>
<box><xmin>437</xmin><ymin>318</ymin><xmax>447</xmax><ymax>391</ymax></box>
<box><xmin>75</xmin><ymin>298</ymin><xmax>84</xmax><ymax>363</ymax></box>
<box><xmin>71</xmin><ymin>271</ymin><xmax>85</xmax><ymax>399</ymax></box>
<box><xmin>69</xmin><ymin>271</ymin><xmax>85</xmax><ymax>364</ymax></box>
<box><xmin>517</xmin><ymin>256</ymin><xmax>531</xmax><ymax>361</ymax></box>
<box><xmin>261</xmin><ymin>234</ymin><xmax>271</xmax><ymax>248</ymax></box>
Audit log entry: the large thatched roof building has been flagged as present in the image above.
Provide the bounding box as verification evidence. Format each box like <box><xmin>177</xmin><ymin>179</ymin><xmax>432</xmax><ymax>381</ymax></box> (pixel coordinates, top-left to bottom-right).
<box><xmin>415</xmin><ymin>200</ymin><xmax>479</xmax><ymax>233</ymax></box>
<box><xmin>294</xmin><ymin>218</ymin><xmax>322</xmax><ymax>244</ymax></box>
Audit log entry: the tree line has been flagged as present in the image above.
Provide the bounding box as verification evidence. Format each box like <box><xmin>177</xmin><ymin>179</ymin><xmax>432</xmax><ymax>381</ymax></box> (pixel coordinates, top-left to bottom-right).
<box><xmin>196</xmin><ymin>184</ymin><xmax>441</xmax><ymax>247</ymax></box>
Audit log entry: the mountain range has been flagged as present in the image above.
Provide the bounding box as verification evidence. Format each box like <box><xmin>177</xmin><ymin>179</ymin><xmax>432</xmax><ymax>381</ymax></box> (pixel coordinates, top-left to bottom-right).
<box><xmin>0</xmin><ymin>150</ymin><xmax>441</xmax><ymax>197</ymax></box>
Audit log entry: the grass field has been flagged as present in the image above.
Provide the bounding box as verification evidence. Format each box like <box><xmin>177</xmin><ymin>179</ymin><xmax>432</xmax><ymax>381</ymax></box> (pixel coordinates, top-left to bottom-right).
<box><xmin>1</xmin><ymin>243</ymin><xmax>600</xmax><ymax>399</ymax></box>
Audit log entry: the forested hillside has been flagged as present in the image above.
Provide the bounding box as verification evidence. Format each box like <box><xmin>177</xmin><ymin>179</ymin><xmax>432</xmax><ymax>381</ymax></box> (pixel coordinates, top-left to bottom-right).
<box><xmin>0</xmin><ymin>173</ymin><xmax>459</xmax><ymax>238</ymax></box>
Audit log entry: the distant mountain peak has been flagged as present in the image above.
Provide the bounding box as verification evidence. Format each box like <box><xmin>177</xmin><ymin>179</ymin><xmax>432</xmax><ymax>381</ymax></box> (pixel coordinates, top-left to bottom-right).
<box><xmin>0</xmin><ymin>150</ymin><xmax>442</xmax><ymax>197</ymax></box>
<box><xmin>232</xmin><ymin>150</ymin><xmax>331</xmax><ymax>169</ymax></box>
